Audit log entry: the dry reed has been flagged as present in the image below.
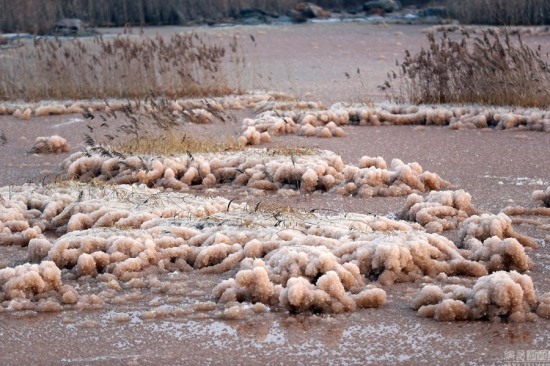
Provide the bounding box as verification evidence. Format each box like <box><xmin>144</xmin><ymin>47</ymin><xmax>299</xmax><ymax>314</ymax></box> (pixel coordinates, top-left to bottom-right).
<box><xmin>380</xmin><ymin>30</ymin><xmax>550</xmax><ymax>107</ymax></box>
<box><xmin>447</xmin><ymin>0</ymin><xmax>550</xmax><ymax>26</ymax></box>
<box><xmin>82</xmin><ymin>98</ymin><xmax>242</xmax><ymax>156</ymax></box>
<box><xmin>0</xmin><ymin>33</ymin><xmax>236</xmax><ymax>101</ymax></box>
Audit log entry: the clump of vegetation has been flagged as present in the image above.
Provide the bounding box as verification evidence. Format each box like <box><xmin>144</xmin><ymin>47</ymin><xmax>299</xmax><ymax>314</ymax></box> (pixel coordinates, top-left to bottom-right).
<box><xmin>116</xmin><ymin>133</ymin><xmax>242</xmax><ymax>156</ymax></box>
<box><xmin>83</xmin><ymin>98</ymin><xmax>241</xmax><ymax>157</ymax></box>
<box><xmin>381</xmin><ymin>30</ymin><xmax>550</xmax><ymax>108</ymax></box>
<box><xmin>447</xmin><ymin>0</ymin><xmax>550</xmax><ymax>26</ymax></box>
<box><xmin>0</xmin><ymin>32</ymin><xmax>237</xmax><ymax>101</ymax></box>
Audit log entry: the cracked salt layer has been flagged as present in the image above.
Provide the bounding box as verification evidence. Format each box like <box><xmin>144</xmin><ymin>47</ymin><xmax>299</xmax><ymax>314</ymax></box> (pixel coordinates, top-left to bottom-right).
<box><xmin>102</xmin><ymin>310</ymin><xmax>143</xmax><ymax>325</ymax></box>
<box><xmin>147</xmin><ymin>320</ymin><xmax>237</xmax><ymax>345</ymax></box>
<box><xmin>60</xmin><ymin>355</ymin><xmax>136</xmax><ymax>363</ymax></box>
<box><xmin>52</xmin><ymin>118</ymin><xmax>84</xmax><ymax>129</ymax></box>
<box><xmin>483</xmin><ymin>175</ymin><xmax>548</xmax><ymax>187</ymax></box>
<box><xmin>342</xmin><ymin>323</ymin><xmax>474</xmax><ymax>361</ymax></box>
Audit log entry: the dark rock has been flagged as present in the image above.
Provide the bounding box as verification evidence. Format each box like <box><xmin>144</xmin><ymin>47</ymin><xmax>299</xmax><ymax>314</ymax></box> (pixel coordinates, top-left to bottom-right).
<box><xmin>419</xmin><ymin>7</ymin><xmax>448</xmax><ymax>18</ymax></box>
<box><xmin>239</xmin><ymin>8</ymin><xmax>268</xmax><ymax>21</ymax></box>
<box><xmin>363</xmin><ymin>0</ymin><xmax>402</xmax><ymax>14</ymax></box>
<box><xmin>233</xmin><ymin>8</ymin><xmax>277</xmax><ymax>25</ymax></box>
<box><xmin>55</xmin><ymin>19</ymin><xmax>85</xmax><ymax>35</ymax></box>
<box><xmin>287</xmin><ymin>9</ymin><xmax>308</xmax><ymax>23</ymax></box>
<box><xmin>293</xmin><ymin>2</ymin><xmax>330</xmax><ymax>19</ymax></box>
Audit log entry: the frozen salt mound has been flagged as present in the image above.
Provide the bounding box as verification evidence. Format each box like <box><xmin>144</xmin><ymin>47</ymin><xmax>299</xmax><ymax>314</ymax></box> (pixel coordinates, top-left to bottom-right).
<box><xmin>2</xmin><ymin>182</ymin><xmax>509</xmax><ymax>295</ymax></box>
<box><xmin>334</xmin><ymin>232</ymin><xmax>487</xmax><ymax>285</ymax></box>
<box><xmin>31</xmin><ymin>135</ymin><xmax>70</xmax><ymax>154</ymax></box>
<box><xmin>182</xmin><ymin>108</ymin><xmax>214</xmax><ymax>124</ymax></box>
<box><xmin>0</xmin><ymin>185</ymin><xmax>76</xmax><ymax>246</ymax></box>
<box><xmin>240</xmin><ymin>110</ymin><xmax>347</xmax><ymax>144</ymax></box>
<box><xmin>242</xmin><ymin>107</ymin><xmax>349</xmax><ymax>143</ymax></box>
<box><xmin>62</xmin><ymin>148</ymin><xmax>450</xmax><ymax>197</ymax></box>
<box><xmin>42</xmin><ymin>206</ymin><xmax>425</xmax><ymax>282</ymax></box>
<box><xmin>213</xmin><ymin>230</ymin><xmax>490</xmax><ymax>312</ymax></box>
<box><xmin>213</xmin><ymin>257</ymin><xmax>386</xmax><ymax>314</ymax></box>
<box><xmin>0</xmin><ymin>91</ymin><xmax>290</xmax><ymax>119</ymax></box>
<box><xmin>504</xmin><ymin>206</ymin><xmax>550</xmax><ymax>218</ymax></box>
<box><xmin>246</xmin><ymin>102</ymin><xmax>550</xmax><ymax>134</ymax></box>
<box><xmin>3</xmin><ymin>180</ymin><xmax>536</xmax><ymax>314</ymax></box>
<box><xmin>254</xmin><ymin>100</ymin><xmax>325</xmax><ymax>113</ymax></box>
<box><xmin>0</xmin><ymin>261</ymin><xmax>61</xmax><ymax>301</ymax></box>
<box><xmin>465</xmin><ymin>237</ymin><xmax>533</xmax><ymax>273</ymax></box>
<box><xmin>399</xmin><ymin>190</ymin><xmax>479</xmax><ymax>232</ymax></box>
<box><xmin>502</xmin><ymin>187</ymin><xmax>550</xmax><ymax>225</ymax></box>
<box><xmin>350</xmin><ymin>104</ymin><xmax>550</xmax><ymax>131</ymax></box>
<box><xmin>537</xmin><ymin>292</ymin><xmax>550</xmax><ymax>319</ymax></box>
<box><xmin>413</xmin><ymin>271</ymin><xmax>539</xmax><ymax>322</ymax></box>
<box><xmin>0</xmin><ymin>183</ymin><xmax>235</xmax><ymax>247</ymax></box>
<box><xmin>533</xmin><ymin>187</ymin><xmax>550</xmax><ymax>208</ymax></box>
<box><xmin>458</xmin><ymin>213</ymin><xmax>538</xmax><ymax>249</ymax></box>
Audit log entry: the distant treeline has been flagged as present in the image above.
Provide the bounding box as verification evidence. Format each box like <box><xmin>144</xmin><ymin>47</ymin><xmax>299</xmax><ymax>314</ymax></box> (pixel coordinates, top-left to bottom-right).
<box><xmin>0</xmin><ymin>0</ymin><xmax>367</xmax><ymax>33</ymax></box>
<box><xmin>447</xmin><ymin>0</ymin><xmax>550</xmax><ymax>25</ymax></box>
<box><xmin>2</xmin><ymin>0</ymin><xmax>549</xmax><ymax>34</ymax></box>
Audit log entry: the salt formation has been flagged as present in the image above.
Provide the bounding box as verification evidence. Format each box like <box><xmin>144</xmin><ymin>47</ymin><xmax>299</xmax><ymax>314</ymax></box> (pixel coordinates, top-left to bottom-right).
<box><xmin>537</xmin><ymin>293</ymin><xmax>550</xmax><ymax>319</ymax></box>
<box><xmin>213</xmin><ymin>226</ymin><xmax>527</xmax><ymax>311</ymax></box>
<box><xmin>0</xmin><ymin>183</ymin><xmax>233</xmax><ymax>247</ymax></box>
<box><xmin>240</xmin><ymin>108</ymin><xmax>350</xmax><ymax>145</ymax></box>
<box><xmin>35</xmin><ymin>105</ymin><xmax>68</xmax><ymax>117</ymax></box>
<box><xmin>31</xmin><ymin>135</ymin><xmax>71</xmax><ymax>154</ymax></box>
<box><xmin>239</xmin><ymin>103</ymin><xmax>550</xmax><ymax>143</ymax></box>
<box><xmin>12</xmin><ymin>108</ymin><xmax>32</xmax><ymax>120</ymax></box>
<box><xmin>533</xmin><ymin>187</ymin><xmax>550</xmax><ymax>208</ymax></box>
<box><xmin>465</xmin><ymin>237</ymin><xmax>533</xmax><ymax>272</ymax></box>
<box><xmin>412</xmin><ymin>271</ymin><xmax>539</xmax><ymax>322</ymax></box>
<box><xmin>212</xmin><ymin>230</ymin><xmax>487</xmax><ymax>312</ymax></box>
<box><xmin>0</xmin><ymin>183</ymin><xmax>491</xmax><ymax>313</ymax></box>
<box><xmin>458</xmin><ymin>213</ymin><xmax>538</xmax><ymax>248</ymax></box>
<box><xmin>0</xmin><ymin>181</ymin><xmax>546</xmax><ymax>315</ymax></box>
<box><xmin>62</xmin><ymin>148</ymin><xmax>450</xmax><ymax>198</ymax></box>
<box><xmin>501</xmin><ymin>187</ymin><xmax>550</xmax><ymax>228</ymax></box>
<box><xmin>0</xmin><ymin>91</ymin><xmax>293</xmax><ymax>119</ymax></box>
<box><xmin>213</xmin><ymin>247</ymin><xmax>387</xmax><ymax>313</ymax></box>
<box><xmin>0</xmin><ymin>261</ymin><xmax>62</xmax><ymax>301</ymax></box>
<box><xmin>399</xmin><ymin>190</ymin><xmax>479</xmax><ymax>232</ymax></box>
<box><xmin>3</xmin><ymin>93</ymin><xmax>550</xmax><ymax>134</ymax></box>
<box><xmin>254</xmin><ymin>100</ymin><xmax>325</xmax><ymax>113</ymax></box>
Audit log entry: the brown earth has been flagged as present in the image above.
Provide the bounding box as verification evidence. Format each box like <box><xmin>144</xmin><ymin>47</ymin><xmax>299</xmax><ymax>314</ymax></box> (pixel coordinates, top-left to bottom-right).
<box><xmin>0</xmin><ymin>22</ymin><xmax>549</xmax><ymax>365</ymax></box>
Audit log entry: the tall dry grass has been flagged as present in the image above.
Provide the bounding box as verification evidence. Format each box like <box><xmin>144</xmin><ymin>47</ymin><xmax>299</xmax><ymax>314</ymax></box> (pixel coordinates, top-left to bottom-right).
<box><xmin>0</xmin><ymin>33</ymin><xmax>237</xmax><ymax>101</ymax></box>
<box><xmin>380</xmin><ymin>30</ymin><xmax>550</xmax><ymax>107</ymax></box>
<box><xmin>0</xmin><ymin>0</ymin><xmax>366</xmax><ymax>33</ymax></box>
<box><xmin>82</xmin><ymin>98</ymin><xmax>242</xmax><ymax>158</ymax></box>
<box><xmin>447</xmin><ymin>0</ymin><xmax>550</xmax><ymax>25</ymax></box>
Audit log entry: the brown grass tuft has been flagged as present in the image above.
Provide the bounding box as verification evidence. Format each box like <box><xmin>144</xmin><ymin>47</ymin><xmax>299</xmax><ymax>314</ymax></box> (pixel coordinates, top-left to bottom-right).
<box><xmin>116</xmin><ymin>133</ymin><xmax>242</xmax><ymax>156</ymax></box>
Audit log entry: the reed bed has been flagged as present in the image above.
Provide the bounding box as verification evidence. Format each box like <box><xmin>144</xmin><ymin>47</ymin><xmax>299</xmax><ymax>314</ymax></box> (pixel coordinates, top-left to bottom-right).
<box><xmin>447</xmin><ymin>0</ymin><xmax>550</xmax><ymax>26</ymax></box>
<box><xmin>381</xmin><ymin>29</ymin><xmax>550</xmax><ymax>108</ymax></box>
<box><xmin>0</xmin><ymin>33</ymin><xmax>237</xmax><ymax>101</ymax></box>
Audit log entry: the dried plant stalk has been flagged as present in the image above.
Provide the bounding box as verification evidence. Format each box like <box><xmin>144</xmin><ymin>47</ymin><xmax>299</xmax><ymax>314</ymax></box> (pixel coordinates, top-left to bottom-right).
<box><xmin>381</xmin><ymin>30</ymin><xmax>550</xmax><ymax>108</ymax></box>
<box><xmin>0</xmin><ymin>33</ymin><xmax>236</xmax><ymax>101</ymax></box>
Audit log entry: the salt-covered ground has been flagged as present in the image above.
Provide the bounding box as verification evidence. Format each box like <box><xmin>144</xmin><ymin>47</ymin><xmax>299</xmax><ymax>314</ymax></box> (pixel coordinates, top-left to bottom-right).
<box><xmin>1</xmin><ymin>22</ymin><xmax>550</xmax><ymax>365</ymax></box>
